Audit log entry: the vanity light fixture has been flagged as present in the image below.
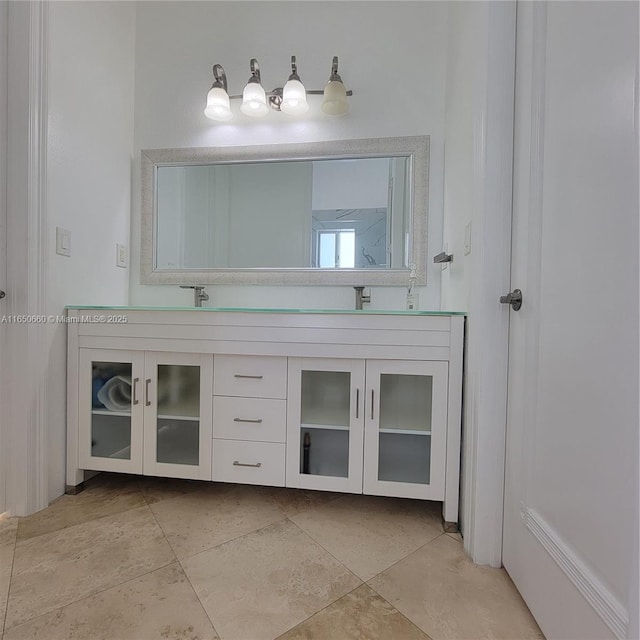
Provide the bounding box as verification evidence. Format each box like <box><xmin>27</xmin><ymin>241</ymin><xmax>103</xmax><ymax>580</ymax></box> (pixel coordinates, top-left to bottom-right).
<box><xmin>203</xmin><ymin>55</ymin><xmax>352</xmax><ymax>122</ymax></box>
<box><xmin>204</xmin><ymin>64</ymin><xmax>233</xmax><ymax>121</ymax></box>
<box><xmin>321</xmin><ymin>56</ymin><xmax>349</xmax><ymax>116</ymax></box>
<box><xmin>240</xmin><ymin>59</ymin><xmax>270</xmax><ymax>117</ymax></box>
<box><xmin>281</xmin><ymin>56</ymin><xmax>309</xmax><ymax>115</ymax></box>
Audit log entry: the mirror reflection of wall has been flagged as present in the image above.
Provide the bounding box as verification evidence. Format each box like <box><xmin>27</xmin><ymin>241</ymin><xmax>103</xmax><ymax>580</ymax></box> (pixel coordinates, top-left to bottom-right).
<box><xmin>155</xmin><ymin>156</ymin><xmax>410</xmax><ymax>271</ymax></box>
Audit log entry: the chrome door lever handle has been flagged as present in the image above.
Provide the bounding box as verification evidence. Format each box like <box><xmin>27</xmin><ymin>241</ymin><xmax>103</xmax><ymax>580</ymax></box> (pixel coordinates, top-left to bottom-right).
<box><xmin>500</xmin><ymin>289</ymin><xmax>523</xmax><ymax>311</ymax></box>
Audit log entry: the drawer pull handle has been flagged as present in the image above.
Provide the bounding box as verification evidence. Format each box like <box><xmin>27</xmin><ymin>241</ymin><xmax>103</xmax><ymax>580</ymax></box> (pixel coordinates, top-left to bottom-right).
<box><xmin>145</xmin><ymin>379</ymin><xmax>152</xmax><ymax>407</ymax></box>
<box><xmin>132</xmin><ymin>378</ymin><xmax>139</xmax><ymax>405</ymax></box>
<box><xmin>233</xmin><ymin>461</ymin><xmax>262</xmax><ymax>468</ymax></box>
<box><xmin>233</xmin><ymin>418</ymin><xmax>263</xmax><ymax>424</ymax></box>
<box><xmin>233</xmin><ymin>374</ymin><xmax>264</xmax><ymax>379</ymax></box>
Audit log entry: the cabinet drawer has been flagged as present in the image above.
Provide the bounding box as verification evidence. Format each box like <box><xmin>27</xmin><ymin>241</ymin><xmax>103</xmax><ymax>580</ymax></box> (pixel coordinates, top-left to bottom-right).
<box><xmin>214</xmin><ymin>355</ymin><xmax>287</xmax><ymax>399</ymax></box>
<box><xmin>213</xmin><ymin>440</ymin><xmax>285</xmax><ymax>487</ymax></box>
<box><xmin>214</xmin><ymin>396</ymin><xmax>286</xmax><ymax>443</ymax></box>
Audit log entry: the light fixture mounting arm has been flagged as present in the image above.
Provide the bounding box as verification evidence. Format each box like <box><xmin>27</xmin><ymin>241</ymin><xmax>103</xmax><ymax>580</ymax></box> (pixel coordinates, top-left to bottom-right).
<box><xmin>248</xmin><ymin>58</ymin><xmax>262</xmax><ymax>84</ymax></box>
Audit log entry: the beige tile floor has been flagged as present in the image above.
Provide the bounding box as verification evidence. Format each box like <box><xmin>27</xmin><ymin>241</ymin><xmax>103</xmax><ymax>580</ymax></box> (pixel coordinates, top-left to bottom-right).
<box><xmin>0</xmin><ymin>474</ymin><xmax>544</xmax><ymax>640</ymax></box>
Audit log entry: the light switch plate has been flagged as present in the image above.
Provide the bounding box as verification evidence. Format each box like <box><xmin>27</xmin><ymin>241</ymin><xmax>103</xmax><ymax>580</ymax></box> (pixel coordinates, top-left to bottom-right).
<box><xmin>56</xmin><ymin>227</ymin><xmax>71</xmax><ymax>257</ymax></box>
<box><xmin>116</xmin><ymin>244</ymin><xmax>128</xmax><ymax>268</ymax></box>
<box><xmin>464</xmin><ymin>222</ymin><xmax>472</xmax><ymax>255</ymax></box>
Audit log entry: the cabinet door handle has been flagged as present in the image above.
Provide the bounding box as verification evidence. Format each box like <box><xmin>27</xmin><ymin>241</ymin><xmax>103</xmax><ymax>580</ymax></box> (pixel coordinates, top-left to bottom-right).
<box><xmin>145</xmin><ymin>378</ymin><xmax>151</xmax><ymax>406</ymax></box>
<box><xmin>371</xmin><ymin>389</ymin><xmax>375</xmax><ymax>420</ymax></box>
<box><xmin>355</xmin><ymin>388</ymin><xmax>360</xmax><ymax>419</ymax></box>
<box><xmin>233</xmin><ymin>460</ymin><xmax>262</xmax><ymax>468</ymax></box>
<box><xmin>234</xmin><ymin>374</ymin><xmax>263</xmax><ymax>379</ymax></box>
<box><xmin>233</xmin><ymin>418</ymin><xmax>263</xmax><ymax>424</ymax></box>
<box><xmin>132</xmin><ymin>378</ymin><xmax>139</xmax><ymax>405</ymax></box>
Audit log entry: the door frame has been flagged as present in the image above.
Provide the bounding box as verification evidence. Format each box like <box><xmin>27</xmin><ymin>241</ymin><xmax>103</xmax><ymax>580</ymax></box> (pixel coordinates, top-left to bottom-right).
<box><xmin>459</xmin><ymin>0</ymin><xmax>517</xmax><ymax>567</ymax></box>
<box><xmin>2</xmin><ymin>0</ymin><xmax>49</xmax><ymax>516</ymax></box>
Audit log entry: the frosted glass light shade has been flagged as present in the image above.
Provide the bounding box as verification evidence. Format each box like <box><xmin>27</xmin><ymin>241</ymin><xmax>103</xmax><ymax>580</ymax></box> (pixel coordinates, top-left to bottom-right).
<box><xmin>204</xmin><ymin>86</ymin><xmax>232</xmax><ymax>121</ymax></box>
<box><xmin>321</xmin><ymin>80</ymin><xmax>349</xmax><ymax>116</ymax></box>
<box><xmin>240</xmin><ymin>82</ymin><xmax>269</xmax><ymax>117</ymax></box>
<box><xmin>281</xmin><ymin>78</ymin><xmax>309</xmax><ymax>115</ymax></box>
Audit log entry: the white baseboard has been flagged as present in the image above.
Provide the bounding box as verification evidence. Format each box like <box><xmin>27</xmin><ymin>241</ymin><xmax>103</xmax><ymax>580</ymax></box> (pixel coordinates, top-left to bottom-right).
<box><xmin>524</xmin><ymin>507</ymin><xmax>628</xmax><ymax>639</ymax></box>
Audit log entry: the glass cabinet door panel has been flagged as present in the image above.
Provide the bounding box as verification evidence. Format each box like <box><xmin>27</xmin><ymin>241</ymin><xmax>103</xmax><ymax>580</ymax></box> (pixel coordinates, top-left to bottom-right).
<box><xmin>143</xmin><ymin>353</ymin><xmax>213</xmax><ymax>480</ymax></box>
<box><xmin>156</xmin><ymin>364</ymin><xmax>200</xmax><ymax>466</ymax></box>
<box><xmin>287</xmin><ymin>358</ymin><xmax>364</xmax><ymax>494</ymax></box>
<box><xmin>300</xmin><ymin>370</ymin><xmax>351</xmax><ymax>478</ymax></box>
<box><xmin>379</xmin><ymin>373</ymin><xmax>433</xmax><ymax>432</ymax></box>
<box><xmin>299</xmin><ymin>427</ymin><xmax>349</xmax><ymax>478</ymax></box>
<box><xmin>378</xmin><ymin>432</ymin><xmax>431</xmax><ymax>484</ymax></box>
<box><xmin>377</xmin><ymin>373</ymin><xmax>434</xmax><ymax>484</ymax></box>
<box><xmin>91</xmin><ymin>361</ymin><xmax>134</xmax><ymax>460</ymax></box>
<box><xmin>79</xmin><ymin>349</ymin><xmax>144</xmax><ymax>475</ymax></box>
<box><xmin>301</xmin><ymin>370</ymin><xmax>351</xmax><ymax>427</ymax></box>
<box><xmin>364</xmin><ymin>360</ymin><xmax>448</xmax><ymax>500</ymax></box>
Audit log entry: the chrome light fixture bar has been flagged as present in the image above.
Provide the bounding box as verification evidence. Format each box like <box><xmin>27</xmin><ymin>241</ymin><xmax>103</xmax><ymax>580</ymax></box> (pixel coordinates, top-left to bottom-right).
<box><xmin>204</xmin><ymin>56</ymin><xmax>352</xmax><ymax>122</ymax></box>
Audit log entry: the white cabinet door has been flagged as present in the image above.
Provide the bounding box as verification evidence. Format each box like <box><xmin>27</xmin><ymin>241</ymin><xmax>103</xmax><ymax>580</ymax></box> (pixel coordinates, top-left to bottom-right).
<box><xmin>78</xmin><ymin>349</ymin><xmax>212</xmax><ymax>480</ymax></box>
<box><xmin>143</xmin><ymin>352</ymin><xmax>213</xmax><ymax>480</ymax></box>
<box><xmin>363</xmin><ymin>360</ymin><xmax>448</xmax><ymax>500</ymax></box>
<box><xmin>78</xmin><ymin>349</ymin><xmax>145</xmax><ymax>474</ymax></box>
<box><xmin>286</xmin><ymin>358</ymin><xmax>365</xmax><ymax>493</ymax></box>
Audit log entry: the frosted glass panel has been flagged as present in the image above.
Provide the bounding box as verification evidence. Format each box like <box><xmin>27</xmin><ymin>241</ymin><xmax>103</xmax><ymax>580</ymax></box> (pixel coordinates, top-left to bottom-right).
<box><xmin>156</xmin><ymin>364</ymin><xmax>200</xmax><ymax>466</ymax></box>
<box><xmin>301</xmin><ymin>370</ymin><xmax>351</xmax><ymax>427</ymax></box>
<box><xmin>91</xmin><ymin>361</ymin><xmax>133</xmax><ymax>460</ymax></box>
<box><xmin>300</xmin><ymin>427</ymin><xmax>349</xmax><ymax>478</ymax></box>
<box><xmin>378</xmin><ymin>432</ymin><xmax>430</xmax><ymax>484</ymax></box>
<box><xmin>379</xmin><ymin>374</ymin><xmax>433</xmax><ymax>431</ymax></box>
<box><xmin>300</xmin><ymin>369</ymin><xmax>351</xmax><ymax>478</ymax></box>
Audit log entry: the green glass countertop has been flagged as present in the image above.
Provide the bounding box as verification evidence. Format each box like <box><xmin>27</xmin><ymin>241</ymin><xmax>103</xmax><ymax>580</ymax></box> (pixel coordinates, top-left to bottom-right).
<box><xmin>65</xmin><ymin>305</ymin><xmax>466</xmax><ymax>316</ymax></box>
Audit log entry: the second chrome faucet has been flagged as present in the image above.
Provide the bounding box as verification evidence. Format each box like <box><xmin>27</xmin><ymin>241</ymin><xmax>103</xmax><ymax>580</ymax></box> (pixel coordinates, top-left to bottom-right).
<box><xmin>353</xmin><ymin>286</ymin><xmax>371</xmax><ymax>310</ymax></box>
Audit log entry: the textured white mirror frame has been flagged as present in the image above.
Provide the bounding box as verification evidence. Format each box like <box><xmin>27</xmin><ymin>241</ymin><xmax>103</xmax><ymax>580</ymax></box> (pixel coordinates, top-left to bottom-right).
<box><xmin>140</xmin><ymin>136</ymin><xmax>429</xmax><ymax>286</ymax></box>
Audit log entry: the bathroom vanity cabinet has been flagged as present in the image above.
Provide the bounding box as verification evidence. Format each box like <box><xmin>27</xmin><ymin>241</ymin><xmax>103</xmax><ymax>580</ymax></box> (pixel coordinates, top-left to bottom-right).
<box><xmin>66</xmin><ymin>307</ymin><xmax>464</xmax><ymax>523</ymax></box>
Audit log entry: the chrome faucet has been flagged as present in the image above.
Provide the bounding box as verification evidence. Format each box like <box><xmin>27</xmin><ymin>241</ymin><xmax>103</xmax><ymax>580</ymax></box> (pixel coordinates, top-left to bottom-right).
<box><xmin>353</xmin><ymin>286</ymin><xmax>371</xmax><ymax>310</ymax></box>
<box><xmin>179</xmin><ymin>285</ymin><xmax>209</xmax><ymax>307</ymax></box>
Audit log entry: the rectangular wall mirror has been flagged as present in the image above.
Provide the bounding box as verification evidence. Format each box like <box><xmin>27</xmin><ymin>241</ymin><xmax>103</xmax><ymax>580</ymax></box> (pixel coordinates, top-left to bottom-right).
<box><xmin>141</xmin><ymin>136</ymin><xmax>429</xmax><ymax>285</ymax></box>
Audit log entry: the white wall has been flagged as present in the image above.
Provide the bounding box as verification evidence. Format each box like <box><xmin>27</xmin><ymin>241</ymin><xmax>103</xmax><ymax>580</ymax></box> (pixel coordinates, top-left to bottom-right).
<box><xmin>440</xmin><ymin>2</ymin><xmax>481</xmax><ymax>313</ymax></box>
<box><xmin>46</xmin><ymin>1</ymin><xmax>135</xmax><ymax>500</ymax></box>
<box><xmin>130</xmin><ymin>1</ymin><xmax>448</xmax><ymax>311</ymax></box>
<box><xmin>312</xmin><ymin>158</ymin><xmax>390</xmax><ymax>210</ymax></box>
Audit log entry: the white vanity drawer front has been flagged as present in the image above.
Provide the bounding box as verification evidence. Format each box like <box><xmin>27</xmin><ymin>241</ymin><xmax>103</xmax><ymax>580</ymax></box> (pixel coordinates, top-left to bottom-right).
<box><xmin>214</xmin><ymin>355</ymin><xmax>287</xmax><ymax>399</ymax></box>
<box><xmin>213</xmin><ymin>440</ymin><xmax>285</xmax><ymax>487</ymax></box>
<box><xmin>214</xmin><ymin>397</ymin><xmax>286</xmax><ymax>443</ymax></box>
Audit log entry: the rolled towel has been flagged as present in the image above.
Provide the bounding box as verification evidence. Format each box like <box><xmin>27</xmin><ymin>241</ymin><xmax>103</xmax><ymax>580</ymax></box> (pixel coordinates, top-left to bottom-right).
<box><xmin>97</xmin><ymin>375</ymin><xmax>132</xmax><ymax>412</ymax></box>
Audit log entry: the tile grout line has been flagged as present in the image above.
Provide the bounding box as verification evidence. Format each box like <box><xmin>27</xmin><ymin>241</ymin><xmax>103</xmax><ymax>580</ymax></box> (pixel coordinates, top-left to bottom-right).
<box><xmin>2</xmin><ymin>557</ymin><xmax>180</xmax><ymax>635</ymax></box>
<box><xmin>363</xmin><ymin>532</ymin><xmax>447</xmax><ymax>640</ymax></box>
<box><xmin>284</xmin><ymin>515</ymin><xmax>366</xmax><ymax>586</ymax></box>
<box><xmin>14</xmin><ymin>481</ymin><xmax>149</xmax><ymax>545</ymax></box>
<box><xmin>144</xmin><ymin>492</ymin><xmax>222</xmax><ymax>639</ymax></box>
<box><xmin>286</xmin><ymin>507</ymin><xmax>446</xmax><ymax>585</ymax></box>
<box><xmin>2</xmin><ymin>483</ymin><xmax>172</xmax><ymax>634</ymax></box>
<box><xmin>6</xmin><ymin>479</ymin><xmax>178</xmax><ymax>632</ymax></box>
<box><xmin>364</xmin><ymin>531</ymin><xmax>446</xmax><ymax>589</ymax></box>
<box><xmin>272</xmin><ymin>582</ymin><xmax>365</xmax><ymax>640</ymax></box>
